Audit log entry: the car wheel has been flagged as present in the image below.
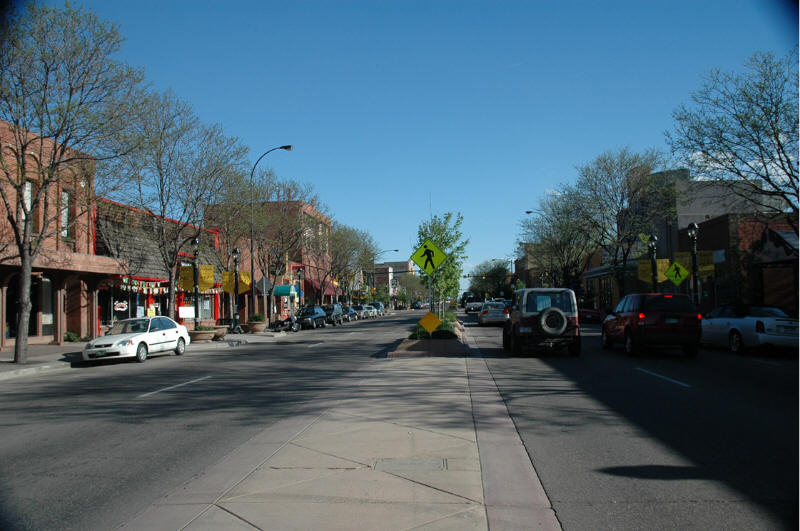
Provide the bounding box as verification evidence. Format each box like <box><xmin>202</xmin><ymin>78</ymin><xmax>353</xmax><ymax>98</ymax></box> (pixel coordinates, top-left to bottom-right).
<box><xmin>319</xmin><ymin>319</ymin><xmax>326</xmax><ymax>328</ymax></box>
<box><xmin>292</xmin><ymin>322</ymin><xmax>301</xmax><ymax>332</ymax></box>
<box><xmin>174</xmin><ymin>337</ymin><xmax>186</xmax><ymax>355</ymax></box>
<box><xmin>568</xmin><ymin>337</ymin><xmax>581</xmax><ymax>356</ymax></box>
<box><xmin>540</xmin><ymin>307</ymin><xmax>567</xmax><ymax>336</ymax></box>
<box><xmin>510</xmin><ymin>331</ymin><xmax>521</xmax><ymax>355</ymax></box>
<box><xmin>135</xmin><ymin>343</ymin><xmax>148</xmax><ymax>363</ymax></box>
<box><xmin>729</xmin><ymin>331</ymin><xmax>743</xmax><ymax>354</ymax></box>
<box><xmin>624</xmin><ymin>330</ymin><xmax>639</xmax><ymax>356</ymax></box>
<box><xmin>601</xmin><ymin>327</ymin><xmax>612</xmax><ymax>349</ymax></box>
<box><xmin>310</xmin><ymin>320</ymin><xmax>316</xmax><ymax>329</ymax></box>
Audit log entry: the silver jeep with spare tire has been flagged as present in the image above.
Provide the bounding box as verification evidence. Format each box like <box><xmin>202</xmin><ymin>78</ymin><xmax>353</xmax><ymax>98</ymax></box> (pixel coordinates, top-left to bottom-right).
<box><xmin>503</xmin><ymin>287</ymin><xmax>581</xmax><ymax>356</ymax></box>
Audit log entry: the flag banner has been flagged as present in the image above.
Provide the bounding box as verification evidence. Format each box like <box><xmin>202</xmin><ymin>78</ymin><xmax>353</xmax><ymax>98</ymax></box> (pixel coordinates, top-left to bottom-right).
<box><xmin>198</xmin><ymin>265</ymin><xmax>215</xmax><ymax>291</ymax></box>
<box><xmin>179</xmin><ymin>266</ymin><xmax>194</xmax><ymax>291</ymax></box>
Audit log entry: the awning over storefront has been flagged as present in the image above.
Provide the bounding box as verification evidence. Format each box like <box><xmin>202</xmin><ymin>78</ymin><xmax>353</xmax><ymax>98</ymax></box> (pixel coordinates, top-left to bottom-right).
<box><xmin>273</xmin><ymin>285</ymin><xmax>298</xmax><ymax>297</ymax></box>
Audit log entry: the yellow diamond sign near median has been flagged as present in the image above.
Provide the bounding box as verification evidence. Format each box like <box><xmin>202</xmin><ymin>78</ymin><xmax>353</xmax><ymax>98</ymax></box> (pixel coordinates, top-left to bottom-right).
<box><xmin>418</xmin><ymin>311</ymin><xmax>442</xmax><ymax>335</ymax></box>
<box><xmin>411</xmin><ymin>239</ymin><xmax>447</xmax><ymax>275</ymax></box>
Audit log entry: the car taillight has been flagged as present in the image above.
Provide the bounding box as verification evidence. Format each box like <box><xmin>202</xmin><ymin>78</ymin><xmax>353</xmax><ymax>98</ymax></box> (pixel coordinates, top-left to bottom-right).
<box><xmin>503</xmin><ymin>308</ymin><xmax>509</xmax><ymax>314</ymax></box>
<box><xmin>756</xmin><ymin>320</ymin><xmax>765</xmax><ymax>333</ymax></box>
<box><xmin>697</xmin><ymin>313</ymin><xmax>702</xmax><ymax>320</ymax></box>
<box><xmin>638</xmin><ymin>312</ymin><xmax>646</xmax><ymax>320</ymax></box>
<box><xmin>481</xmin><ymin>310</ymin><xmax>488</xmax><ymax>315</ymax></box>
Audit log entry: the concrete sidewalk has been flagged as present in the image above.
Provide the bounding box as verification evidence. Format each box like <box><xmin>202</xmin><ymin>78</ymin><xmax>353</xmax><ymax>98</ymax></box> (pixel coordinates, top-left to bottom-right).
<box><xmin>0</xmin><ymin>331</ymin><xmax>285</xmax><ymax>381</ymax></box>
<box><xmin>120</xmin><ymin>329</ymin><xmax>561</xmax><ymax>530</ymax></box>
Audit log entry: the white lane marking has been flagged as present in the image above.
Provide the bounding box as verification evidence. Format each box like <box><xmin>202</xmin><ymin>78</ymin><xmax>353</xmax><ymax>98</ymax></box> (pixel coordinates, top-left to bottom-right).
<box><xmin>635</xmin><ymin>368</ymin><xmax>691</xmax><ymax>388</ymax></box>
<box><xmin>308</xmin><ymin>343</ymin><xmax>323</xmax><ymax>348</ymax></box>
<box><xmin>137</xmin><ymin>375</ymin><xmax>212</xmax><ymax>398</ymax></box>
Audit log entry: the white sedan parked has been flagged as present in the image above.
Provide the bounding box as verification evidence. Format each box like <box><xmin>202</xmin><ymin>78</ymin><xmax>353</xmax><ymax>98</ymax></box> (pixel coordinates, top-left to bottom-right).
<box><xmin>83</xmin><ymin>316</ymin><xmax>190</xmax><ymax>363</ymax></box>
<box><xmin>701</xmin><ymin>305</ymin><xmax>798</xmax><ymax>353</ymax></box>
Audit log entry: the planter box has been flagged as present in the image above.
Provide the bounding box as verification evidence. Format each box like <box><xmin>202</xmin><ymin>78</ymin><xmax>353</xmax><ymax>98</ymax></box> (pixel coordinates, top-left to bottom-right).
<box><xmin>189</xmin><ymin>330</ymin><xmax>215</xmax><ymax>343</ymax></box>
<box><xmin>212</xmin><ymin>326</ymin><xmax>228</xmax><ymax>340</ymax></box>
<box><xmin>245</xmin><ymin>322</ymin><xmax>267</xmax><ymax>333</ymax></box>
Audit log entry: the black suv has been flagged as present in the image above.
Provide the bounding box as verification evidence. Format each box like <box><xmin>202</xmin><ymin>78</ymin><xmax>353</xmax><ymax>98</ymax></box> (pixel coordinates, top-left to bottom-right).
<box><xmin>503</xmin><ymin>288</ymin><xmax>581</xmax><ymax>356</ymax></box>
<box><xmin>298</xmin><ymin>305</ymin><xmax>327</xmax><ymax>329</ymax></box>
<box><xmin>323</xmin><ymin>304</ymin><xmax>344</xmax><ymax>326</ymax></box>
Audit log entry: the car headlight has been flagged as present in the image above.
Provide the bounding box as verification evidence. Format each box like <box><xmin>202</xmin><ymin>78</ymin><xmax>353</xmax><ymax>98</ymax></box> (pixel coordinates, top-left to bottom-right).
<box><xmin>116</xmin><ymin>339</ymin><xmax>134</xmax><ymax>347</ymax></box>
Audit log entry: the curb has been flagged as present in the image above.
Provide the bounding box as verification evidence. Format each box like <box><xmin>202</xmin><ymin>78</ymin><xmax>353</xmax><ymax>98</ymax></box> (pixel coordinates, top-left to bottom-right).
<box><xmin>0</xmin><ymin>363</ymin><xmax>73</xmax><ymax>381</ymax></box>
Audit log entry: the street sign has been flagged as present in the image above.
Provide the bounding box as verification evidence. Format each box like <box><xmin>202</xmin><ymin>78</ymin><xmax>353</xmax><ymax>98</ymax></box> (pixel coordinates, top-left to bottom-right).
<box><xmin>674</xmin><ymin>251</ymin><xmax>715</xmax><ymax>279</ymax></box>
<box><xmin>418</xmin><ymin>311</ymin><xmax>442</xmax><ymax>334</ymax></box>
<box><xmin>664</xmin><ymin>261</ymin><xmax>690</xmax><ymax>286</ymax></box>
<box><xmin>411</xmin><ymin>239</ymin><xmax>447</xmax><ymax>275</ymax></box>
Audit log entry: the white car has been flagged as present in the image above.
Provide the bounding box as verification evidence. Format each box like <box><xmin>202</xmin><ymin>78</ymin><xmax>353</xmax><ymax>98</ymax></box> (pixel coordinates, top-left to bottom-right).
<box><xmin>701</xmin><ymin>305</ymin><xmax>798</xmax><ymax>353</ymax></box>
<box><xmin>83</xmin><ymin>316</ymin><xmax>190</xmax><ymax>363</ymax></box>
<box><xmin>477</xmin><ymin>301</ymin><xmax>510</xmax><ymax>326</ymax></box>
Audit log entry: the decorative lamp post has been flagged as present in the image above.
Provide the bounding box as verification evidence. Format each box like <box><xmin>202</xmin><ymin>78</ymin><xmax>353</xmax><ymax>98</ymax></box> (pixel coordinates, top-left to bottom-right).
<box><xmin>648</xmin><ymin>235</ymin><xmax>658</xmax><ymax>293</ymax></box>
<box><xmin>232</xmin><ymin>248</ymin><xmax>241</xmax><ymax>333</ymax></box>
<box><xmin>249</xmin><ymin>145</ymin><xmax>292</xmax><ymax>319</ymax></box>
<box><xmin>688</xmin><ymin>222</ymin><xmax>700</xmax><ymax>306</ymax></box>
<box><xmin>297</xmin><ymin>267</ymin><xmax>304</xmax><ymax>308</ymax></box>
<box><xmin>192</xmin><ymin>237</ymin><xmax>200</xmax><ymax>328</ymax></box>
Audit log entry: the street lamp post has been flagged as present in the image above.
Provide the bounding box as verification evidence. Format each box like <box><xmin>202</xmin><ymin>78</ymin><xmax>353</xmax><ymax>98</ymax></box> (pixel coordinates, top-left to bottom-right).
<box><xmin>231</xmin><ymin>248</ymin><xmax>242</xmax><ymax>333</ymax></box>
<box><xmin>372</xmin><ymin>249</ymin><xmax>399</xmax><ymax>302</ymax></box>
<box><xmin>192</xmin><ymin>237</ymin><xmax>200</xmax><ymax>329</ymax></box>
<box><xmin>688</xmin><ymin>222</ymin><xmax>700</xmax><ymax>306</ymax></box>
<box><xmin>249</xmin><ymin>145</ymin><xmax>292</xmax><ymax>320</ymax></box>
<box><xmin>648</xmin><ymin>235</ymin><xmax>658</xmax><ymax>293</ymax></box>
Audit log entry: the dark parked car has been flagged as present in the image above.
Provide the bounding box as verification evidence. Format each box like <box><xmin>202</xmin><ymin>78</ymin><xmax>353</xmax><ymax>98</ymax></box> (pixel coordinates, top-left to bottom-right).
<box><xmin>503</xmin><ymin>288</ymin><xmax>581</xmax><ymax>356</ymax></box>
<box><xmin>323</xmin><ymin>304</ymin><xmax>345</xmax><ymax>326</ymax></box>
<box><xmin>601</xmin><ymin>293</ymin><xmax>701</xmax><ymax>357</ymax></box>
<box><xmin>342</xmin><ymin>305</ymin><xmax>359</xmax><ymax>322</ymax></box>
<box><xmin>298</xmin><ymin>305</ymin><xmax>327</xmax><ymax>329</ymax></box>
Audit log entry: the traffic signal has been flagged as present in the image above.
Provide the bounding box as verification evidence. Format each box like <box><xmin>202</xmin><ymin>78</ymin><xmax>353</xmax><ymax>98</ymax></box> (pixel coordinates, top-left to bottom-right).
<box><xmin>481</xmin><ymin>274</ymin><xmax>486</xmax><ymax>279</ymax></box>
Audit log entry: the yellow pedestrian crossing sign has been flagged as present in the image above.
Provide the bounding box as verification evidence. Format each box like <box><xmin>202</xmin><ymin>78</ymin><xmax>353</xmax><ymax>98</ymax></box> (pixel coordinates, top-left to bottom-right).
<box><xmin>664</xmin><ymin>261</ymin><xmax>689</xmax><ymax>286</ymax></box>
<box><xmin>411</xmin><ymin>239</ymin><xmax>447</xmax><ymax>275</ymax></box>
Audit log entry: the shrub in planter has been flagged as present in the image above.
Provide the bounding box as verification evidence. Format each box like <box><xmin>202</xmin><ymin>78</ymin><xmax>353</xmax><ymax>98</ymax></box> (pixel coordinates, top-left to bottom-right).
<box><xmin>64</xmin><ymin>331</ymin><xmax>80</xmax><ymax>342</ymax></box>
<box><xmin>249</xmin><ymin>313</ymin><xmax>266</xmax><ymax>323</ymax></box>
<box><xmin>195</xmin><ymin>325</ymin><xmax>215</xmax><ymax>331</ymax></box>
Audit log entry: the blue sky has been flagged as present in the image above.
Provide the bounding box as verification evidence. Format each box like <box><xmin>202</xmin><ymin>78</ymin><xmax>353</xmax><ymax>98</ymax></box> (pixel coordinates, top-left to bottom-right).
<box><xmin>51</xmin><ymin>1</ymin><xmax>796</xmax><ymax>289</ymax></box>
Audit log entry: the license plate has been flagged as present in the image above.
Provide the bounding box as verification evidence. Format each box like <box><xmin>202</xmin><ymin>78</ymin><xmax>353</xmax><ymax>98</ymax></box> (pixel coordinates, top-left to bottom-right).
<box><xmin>665</xmin><ymin>318</ymin><xmax>678</xmax><ymax>324</ymax></box>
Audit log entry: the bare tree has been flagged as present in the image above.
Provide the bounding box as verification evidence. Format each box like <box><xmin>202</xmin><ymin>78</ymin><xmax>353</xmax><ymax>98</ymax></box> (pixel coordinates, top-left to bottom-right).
<box><xmin>0</xmin><ymin>2</ymin><xmax>145</xmax><ymax>363</ymax></box>
<box><xmin>574</xmin><ymin>147</ymin><xmax>675</xmax><ymax>295</ymax></box>
<box><xmin>126</xmin><ymin>90</ymin><xmax>247</xmax><ymax>319</ymax></box>
<box><xmin>251</xmin><ymin>179</ymin><xmax>318</xmax><ymax>320</ymax></box>
<box><xmin>518</xmin><ymin>186</ymin><xmax>596</xmax><ymax>289</ymax></box>
<box><xmin>666</xmin><ymin>51</ymin><xmax>798</xmax><ymax>228</ymax></box>
<box><xmin>329</xmin><ymin>223</ymin><xmax>370</xmax><ymax>303</ymax></box>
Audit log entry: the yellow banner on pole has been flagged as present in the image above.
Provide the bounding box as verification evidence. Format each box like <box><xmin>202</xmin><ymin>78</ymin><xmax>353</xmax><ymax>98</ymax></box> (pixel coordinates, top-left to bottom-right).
<box><xmin>179</xmin><ymin>266</ymin><xmax>193</xmax><ymax>291</ymax></box>
<box><xmin>637</xmin><ymin>259</ymin><xmax>669</xmax><ymax>283</ymax></box>
<box><xmin>698</xmin><ymin>250</ymin><xmax>714</xmax><ymax>278</ymax></box>
<box><xmin>198</xmin><ymin>265</ymin><xmax>215</xmax><ymax>291</ymax></box>
<box><xmin>222</xmin><ymin>271</ymin><xmax>251</xmax><ymax>294</ymax></box>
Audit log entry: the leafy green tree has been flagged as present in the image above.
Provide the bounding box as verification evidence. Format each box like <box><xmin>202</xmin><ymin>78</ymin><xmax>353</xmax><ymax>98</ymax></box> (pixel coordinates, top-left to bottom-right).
<box><xmin>415</xmin><ymin>212</ymin><xmax>468</xmax><ymax>302</ymax></box>
<box><xmin>667</xmin><ymin>51</ymin><xmax>798</xmax><ymax>228</ymax></box>
<box><xmin>468</xmin><ymin>260</ymin><xmax>512</xmax><ymax>298</ymax></box>
<box><xmin>0</xmin><ymin>2</ymin><xmax>146</xmax><ymax>363</ymax></box>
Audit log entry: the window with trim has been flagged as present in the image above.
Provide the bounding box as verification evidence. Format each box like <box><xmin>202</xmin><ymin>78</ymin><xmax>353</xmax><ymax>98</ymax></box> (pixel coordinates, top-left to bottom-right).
<box><xmin>60</xmin><ymin>190</ymin><xmax>72</xmax><ymax>239</ymax></box>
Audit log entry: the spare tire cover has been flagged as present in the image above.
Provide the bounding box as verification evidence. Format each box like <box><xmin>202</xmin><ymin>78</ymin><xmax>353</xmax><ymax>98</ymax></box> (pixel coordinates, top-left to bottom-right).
<box><xmin>539</xmin><ymin>307</ymin><xmax>567</xmax><ymax>336</ymax></box>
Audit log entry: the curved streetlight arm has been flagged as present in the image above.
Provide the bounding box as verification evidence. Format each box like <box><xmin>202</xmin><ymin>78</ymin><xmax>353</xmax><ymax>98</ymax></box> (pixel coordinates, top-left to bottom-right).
<box><xmin>249</xmin><ymin>145</ymin><xmax>292</xmax><ymax>320</ymax></box>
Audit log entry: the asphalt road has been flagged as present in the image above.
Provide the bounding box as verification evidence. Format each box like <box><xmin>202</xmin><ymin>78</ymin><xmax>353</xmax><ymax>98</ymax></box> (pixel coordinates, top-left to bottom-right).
<box><xmin>0</xmin><ymin>313</ymin><xmax>407</xmax><ymax>531</ymax></box>
<box><xmin>464</xmin><ymin>312</ymin><xmax>798</xmax><ymax>530</ymax></box>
